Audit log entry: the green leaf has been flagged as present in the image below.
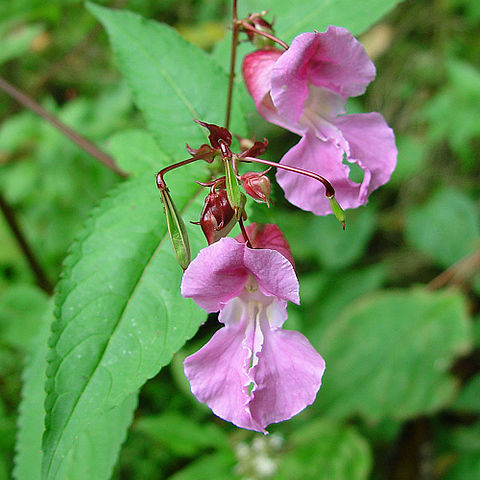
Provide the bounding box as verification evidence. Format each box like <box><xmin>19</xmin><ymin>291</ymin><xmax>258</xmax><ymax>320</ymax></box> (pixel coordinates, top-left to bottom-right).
<box><xmin>87</xmin><ymin>3</ymin><xmax>246</xmax><ymax>160</ymax></box>
<box><xmin>239</xmin><ymin>0</ymin><xmax>403</xmax><ymax>42</ymax></box>
<box><xmin>42</xmin><ymin>166</ymin><xmax>208</xmax><ymax>479</ymax></box>
<box><xmin>406</xmin><ymin>188</ymin><xmax>480</xmax><ymax>268</ymax></box>
<box><xmin>445</xmin><ymin>422</ymin><xmax>480</xmax><ymax>480</ymax></box>
<box><xmin>167</xmin><ymin>452</ymin><xmax>236</xmax><ymax>480</ymax></box>
<box><xmin>0</xmin><ymin>284</ymin><xmax>48</xmax><ymax>351</ymax></box>
<box><xmin>302</xmin><ymin>265</ymin><xmax>386</xmax><ymax>345</ymax></box>
<box><xmin>135</xmin><ymin>413</ymin><xmax>227</xmax><ymax>457</ymax></box>
<box><xmin>0</xmin><ymin>22</ymin><xmax>45</xmax><ymax>66</ymax></box>
<box><xmin>14</xmin><ymin>304</ymin><xmax>139</xmax><ymax>480</ymax></box>
<box><xmin>454</xmin><ymin>374</ymin><xmax>480</xmax><ymax>414</ymax></box>
<box><xmin>276</xmin><ymin>207</ymin><xmax>376</xmax><ymax>270</ymax></box>
<box><xmin>106</xmin><ymin>129</ymin><xmax>170</xmax><ymax>176</ymax></box>
<box><xmin>276</xmin><ymin>420</ymin><xmax>372</xmax><ymax>480</ymax></box>
<box><xmin>58</xmin><ymin>394</ymin><xmax>138</xmax><ymax>480</ymax></box>
<box><xmin>317</xmin><ymin>289</ymin><xmax>472</xmax><ymax>421</ymax></box>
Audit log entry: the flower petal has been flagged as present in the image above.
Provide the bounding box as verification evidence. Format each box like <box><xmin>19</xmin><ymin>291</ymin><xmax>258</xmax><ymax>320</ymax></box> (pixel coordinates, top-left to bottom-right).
<box><xmin>242</xmin><ymin>49</ymin><xmax>291</xmax><ymax>129</ymax></box>
<box><xmin>242</xmin><ymin>48</ymin><xmax>282</xmax><ymax>109</ymax></box>
<box><xmin>239</xmin><ymin>223</ymin><xmax>295</xmax><ymax>268</ymax></box>
<box><xmin>276</xmin><ymin>132</ymin><xmax>364</xmax><ymax>215</ymax></box>
<box><xmin>184</xmin><ymin>304</ymin><xmax>264</xmax><ymax>432</ymax></box>
<box><xmin>249</xmin><ymin>318</ymin><xmax>326</xmax><ymax>429</ymax></box>
<box><xmin>181</xmin><ymin>237</ymin><xmax>248</xmax><ymax>312</ymax></box>
<box><xmin>270</xmin><ymin>27</ymin><xmax>375</xmax><ymax>126</ymax></box>
<box><xmin>244</xmin><ymin>247</ymin><xmax>300</xmax><ymax>305</ymax></box>
<box><xmin>334</xmin><ymin>112</ymin><xmax>397</xmax><ymax>200</ymax></box>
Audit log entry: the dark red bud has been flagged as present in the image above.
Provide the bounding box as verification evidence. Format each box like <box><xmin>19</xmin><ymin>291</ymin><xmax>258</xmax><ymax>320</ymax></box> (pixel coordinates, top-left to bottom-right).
<box><xmin>240</xmin><ymin>171</ymin><xmax>271</xmax><ymax>206</ymax></box>
<box><xmin>194</xmin><ymin>119</ymin><xmax>232</xmax><ymax>149</ymax></box>
<box><xmin>199</xmin><ymin>189</ymin><xmax>237</xmax><ymax>244</ymax></box>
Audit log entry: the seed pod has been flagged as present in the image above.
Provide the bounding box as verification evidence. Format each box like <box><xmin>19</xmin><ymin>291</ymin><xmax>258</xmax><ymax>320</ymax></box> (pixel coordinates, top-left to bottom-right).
<box><xmin>158</xmin><ymin>185</ymin><xmax>191</xmax><ymax>269</ymax></box>
<box><xmin>240</xmin><ymin>171</ymin><xmax>271</xmax><ymax>206</ymax></box>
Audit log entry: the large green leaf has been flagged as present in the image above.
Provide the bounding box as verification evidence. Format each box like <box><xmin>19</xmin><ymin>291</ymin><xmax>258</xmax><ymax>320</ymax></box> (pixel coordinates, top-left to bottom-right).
<box><xmin>406</xmin><ymin>187</ymin><xmax>479</xmax><ymax>268</ymax></box>
<box><xmin>14</xmin><ymin>306</ymin><xmax>138</xmax><ymax>480</ymax></box>
<box><xmin>0</xmin><ymin>284</ymin><xmax>48</xmax><ymax>351</ymax></box>
<box><xmin>42</xmin><ymin>165</ymin><xmax>208</xmax><ymax>479</ymax></box>
<box><xmin>88</xmin><ymin>3</ymin><xmax>246</xmax><ymax>159</ymax></box>
<box><xmin>276</xmin><ymin>420</ymin><xmax>372</xmax><ymax>480</ymax></box>
<box><xmin>106</xmin><ymin>129</ymin><xmax>170</xmax><ymax>176</ymax></box>
<box><xmin>240</xmin><ymin>0</ymin><xmax>403</xmax><ymax>42</ymax></box>
<box><xmin>316</xmin><ymin>289</ymin><xmax>472</xmax><ymax>421</ymax></box>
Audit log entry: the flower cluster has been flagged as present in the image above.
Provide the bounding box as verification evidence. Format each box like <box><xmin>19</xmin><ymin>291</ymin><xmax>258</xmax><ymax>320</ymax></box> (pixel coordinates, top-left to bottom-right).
<box><xmin>156</xmin><ymin>17</ymin><xmax>396</xmax><ymax>433</ymax></box>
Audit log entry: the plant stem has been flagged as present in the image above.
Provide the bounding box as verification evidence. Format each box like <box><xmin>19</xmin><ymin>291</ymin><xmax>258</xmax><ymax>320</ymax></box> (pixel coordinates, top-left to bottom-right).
<box><xmin>225</xmin><ymin>0</ymin><xmax>239</xmax><ymax>130</ymax></box>
<box><xmin>0</xmin><ymin>193</ymin><xmax>53</xmax><ymax>295</ymax></box>
<box><xmin>0</xmin><ymin>76</ymin><xmax>127</xmax><ymax>178</ymax></box>
<box><xmin>238</xmin><ymin>217</ymin><xmax>252</xmax><ymax>248</ymax></box>
<box><xmin>156</xmin><ymin>153</ymin><xmax>209</xmax><ymax>190</ymax></box>
<box><xmin>238</xmin><ymin>22</ymin><xmax>289</xmax><ymax>50</ymax></box>
<box><xmin>427</xmin><ymin>248</ymin><xmax>480</xmax><ymax>291</ymax></box>
<box><xmin>241</xmin><ymin>156</ymin><xmax>335</xmax><ymax>197</ymax></box>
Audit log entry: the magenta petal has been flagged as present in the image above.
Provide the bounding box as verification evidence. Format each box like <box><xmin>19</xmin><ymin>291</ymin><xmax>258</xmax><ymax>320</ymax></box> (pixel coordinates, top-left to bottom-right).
<box><xmin>276</xmin><ymin>133</ymin><xmax>363</xmax><ymax>215</ymax></box>
<box><xmin>334</xmin><ymin>113</ymin><xmax>397</xmax><ymax>200</ymax></box>
<box><xmin>271</xmin><ymin>27</ymin><xmax>375</xmax><ymax>125</ymax></box>
<box><xmin>184</xmin><ymin>312</ymin><xmax>263</xmax><ymax>432</ymax></box>
<box><xmin>181</xmin><ymin>238</ymin><xmax>248</xmax><ymax>312</ymax></box>
<box><xmin>243</xmin><ymin>247</ymin><xmax>300</xmax><ymax>305</ymax></box>
<box><xmin>242</xmin><ymin>49</ymin><xmax>282</xmax><ymax>110</ymax></box>
<box><xmin>249</xmin><ymin>321</ymin><xmax>326</xmax><ymax>429</ymax></box>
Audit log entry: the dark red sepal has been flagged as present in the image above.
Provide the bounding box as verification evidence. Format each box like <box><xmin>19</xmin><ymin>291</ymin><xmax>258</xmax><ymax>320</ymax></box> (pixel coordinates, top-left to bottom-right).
<box><xmin>194</xmin><ymin>119</ymin><xmax>232</xmax><ymax>149</ymax></box>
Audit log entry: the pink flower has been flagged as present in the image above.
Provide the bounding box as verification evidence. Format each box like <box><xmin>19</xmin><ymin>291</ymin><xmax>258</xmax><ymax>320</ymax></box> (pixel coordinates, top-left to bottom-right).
<box><xmin>181</xmin><ymin>227</ymin><xmax>325</xmax><ymax>433</ymax></box>
<box><xmin>242</xmin><ymin>26</ymin><xmax>397</xmax><ymax>215</ymax></box>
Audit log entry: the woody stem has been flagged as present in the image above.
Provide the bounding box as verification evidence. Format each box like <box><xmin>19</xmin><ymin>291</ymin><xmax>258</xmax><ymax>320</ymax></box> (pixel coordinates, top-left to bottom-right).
<box><xmin>241</xmin><ymin>156</ymin><xmax>336</xmax><ymax>198</ymax></box>
<box><xmin>225</xmin><ymin>0</ymin><xmax>239</xmax><ymax>130</ymax></box>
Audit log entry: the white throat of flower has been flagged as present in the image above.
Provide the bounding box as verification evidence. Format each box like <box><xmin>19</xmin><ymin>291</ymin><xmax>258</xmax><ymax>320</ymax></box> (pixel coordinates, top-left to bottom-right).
<box><xmin>299</xmin><ymin>85</ymin><xmax>349</xmax><ymax>153</ymax></box>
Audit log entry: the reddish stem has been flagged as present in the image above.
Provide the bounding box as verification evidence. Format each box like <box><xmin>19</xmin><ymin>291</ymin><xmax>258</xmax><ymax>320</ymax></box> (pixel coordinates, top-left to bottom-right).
<box><xmin>238</xmin><ymin>217</ymin><xmax>252</xmax><ymax>248</ymax></box>
<box><xmin>238</xmin><ymin>21</ymin><xmax>289</xmax><ymax>50</ymax></box>
<box><xmin>241</xmin><ymin>156</ymin><xmax>335</xmax><ymax>197</ymax></box>
<box><xmin>156</xmin><ymin>153</ymin><xmax>207</xmax><ymax>190</ymax></box>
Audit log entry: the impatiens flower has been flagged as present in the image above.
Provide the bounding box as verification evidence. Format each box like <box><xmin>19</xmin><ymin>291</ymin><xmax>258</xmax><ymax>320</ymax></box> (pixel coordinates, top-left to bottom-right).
<box><xmin>182</xmin><ymin>226</ymin><xmax>325</xmax><ymax>433</ymax></box>
<box><xmin>242</xmin><ymin>25</ymin><xmax>397</xmax><ymax>215</ymax></box>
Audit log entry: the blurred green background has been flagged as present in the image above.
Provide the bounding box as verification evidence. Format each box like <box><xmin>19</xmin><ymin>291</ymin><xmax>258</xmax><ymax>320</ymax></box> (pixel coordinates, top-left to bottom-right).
<box><xmin>1</xmin><ymin>0</ymin><xmax>480</xmax><ymax>479</ymax></box>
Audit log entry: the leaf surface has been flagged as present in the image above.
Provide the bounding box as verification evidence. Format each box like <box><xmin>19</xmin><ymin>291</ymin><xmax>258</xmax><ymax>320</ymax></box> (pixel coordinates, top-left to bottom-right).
<box><xmin>317</xmin><ymin>289</ymin><xmax>472</xmax><ymax>421</ymax></box>
<box><xmin>88</xmin><ymin>3</ymin><xmax>246</xmax><ymax>159</ymax></box>
<box><xmin>42</xmin><ymin>168</ymin><xmax>207</xmax><ymax>479</ymax></box>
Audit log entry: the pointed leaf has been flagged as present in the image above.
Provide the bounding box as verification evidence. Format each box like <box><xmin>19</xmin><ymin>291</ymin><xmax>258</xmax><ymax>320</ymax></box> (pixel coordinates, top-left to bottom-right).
<box><xmin>42</xmin><ymin>165</ymin><xmax>208</xmax><ymax>479</ymax></box>
<box><xmin>14</xmin><ymin>306</ymin><xmax>138</xmax><ymax>480</ymax></box>
<box><xmin>87</xmin><ymin>3</ymin><xmax>246</xmax><ymax>159</ymax></box>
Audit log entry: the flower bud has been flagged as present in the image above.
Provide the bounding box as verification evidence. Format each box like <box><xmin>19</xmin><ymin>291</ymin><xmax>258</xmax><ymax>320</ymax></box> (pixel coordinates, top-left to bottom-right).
<box><xmin>240</xmin><ymin>171</ymin><xmax>271</xmax><ymax>206</ymax></box>
<box><xmin>199</xmin><ymin>189</ymin><xmax>237</xmax><ymax>244</ymax></box>
<box><xmin>244</xmin><ymin>13</ymin><xmax>275</xmax><ymax>49</ymax></box>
